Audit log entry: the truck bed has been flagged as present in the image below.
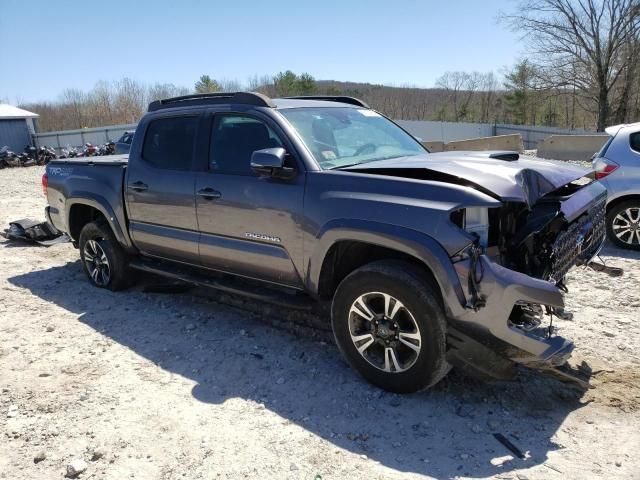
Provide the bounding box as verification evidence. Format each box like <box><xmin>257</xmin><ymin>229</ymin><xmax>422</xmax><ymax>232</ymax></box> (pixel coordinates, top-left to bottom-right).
<box><xmin>50</xmin><ymin>154</ymin><xmax>128</xmax><ymax>166</ymax></box>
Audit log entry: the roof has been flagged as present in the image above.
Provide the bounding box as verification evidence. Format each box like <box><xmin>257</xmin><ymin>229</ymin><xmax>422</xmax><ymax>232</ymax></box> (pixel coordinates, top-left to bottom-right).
<box><xmin>147</xmin><ymin>92</ymin><xmax>367</xmax><ymax>113</ymax></box>
<box><xmin>605</xmin><ymin>122</ymin><xmax>640</xmax><ymax>136</ymax></box>
<box><xmin>0</xmin><ymin>104</ymin><xmax>39</xmax><ymax>120</ymax></box>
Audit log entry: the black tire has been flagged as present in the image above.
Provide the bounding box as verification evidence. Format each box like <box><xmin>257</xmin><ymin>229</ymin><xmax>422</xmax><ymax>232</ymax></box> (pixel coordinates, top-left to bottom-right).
<box><xmin>606</xmin><ymin>200</ymin><xmax>640</xmax><ymax>250</ymax></box>
<box><xmin>331</xmin><ymin>260</ymin><xmax>449</xmax><ymax>393</ymax></box>
<box><xmin>78</xmin><ymin>220</ymin><xmax>132</xmax><ymax>291</ymax></box>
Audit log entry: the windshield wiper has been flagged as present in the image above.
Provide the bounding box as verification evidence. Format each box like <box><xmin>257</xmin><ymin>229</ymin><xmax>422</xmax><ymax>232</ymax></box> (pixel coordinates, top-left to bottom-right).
<box><xmin>326</xmin><ymin>163</ymin><xmax>362</xmax><ymax>170</ymax></box>
<box><xmin>326</xmin><ymin>156</ymin><xmax>408</xmax><ymax>170</ymax></box>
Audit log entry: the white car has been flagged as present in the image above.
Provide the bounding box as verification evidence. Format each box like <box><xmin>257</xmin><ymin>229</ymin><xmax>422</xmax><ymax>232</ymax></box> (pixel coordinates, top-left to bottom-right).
<box><xmin>592</xmin><ymin>122</ymin><xmax>640</xmax><ymax>249</ymax></box>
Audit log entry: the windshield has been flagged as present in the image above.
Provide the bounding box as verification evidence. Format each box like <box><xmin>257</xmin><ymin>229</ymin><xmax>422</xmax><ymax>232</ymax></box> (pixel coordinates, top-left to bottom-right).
<box><xmin>279</xmin><ymin>107</ymin><xmax>426</xmax><ymax>169</ymax></box>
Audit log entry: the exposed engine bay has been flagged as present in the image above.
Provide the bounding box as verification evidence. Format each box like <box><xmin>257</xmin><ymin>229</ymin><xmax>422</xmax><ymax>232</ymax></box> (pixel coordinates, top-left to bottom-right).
<box><xmin>447</xmin><ymin>173</ymin><xmax>613</xmax><ymax>385</ymax></box>
<box><xmin>346</xmin><ymin>151</ymin><xmax>618</xmax><ymax>386</ymax></box>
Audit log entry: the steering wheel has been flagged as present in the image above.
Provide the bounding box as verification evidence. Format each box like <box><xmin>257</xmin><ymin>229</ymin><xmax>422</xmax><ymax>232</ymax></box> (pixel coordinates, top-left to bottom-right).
<box><xmin>354</xmin><ymin>143</ymin><xmax>377</xmax><ymax>156</ymax></box>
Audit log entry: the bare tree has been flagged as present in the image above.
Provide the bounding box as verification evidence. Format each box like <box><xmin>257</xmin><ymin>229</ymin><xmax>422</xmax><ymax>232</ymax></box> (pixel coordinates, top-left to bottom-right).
<box><xmin>61</xmin><ymin>89</ymin><xmax>86</xmax><ymax>129</ymax></box>
<box><xmin>435</xmin><ymin>72</ymin><xmax>469</xmax><ymax>121</ymax></box>
<box><xmin>504</xmin><ymin>0</ymin><xmax>640</xmax><ymax>131</ymax></box>
<box><xmin>478</xmin><ymin>72</ymin><xmax>498</xmax><ymax>123</ymax></box>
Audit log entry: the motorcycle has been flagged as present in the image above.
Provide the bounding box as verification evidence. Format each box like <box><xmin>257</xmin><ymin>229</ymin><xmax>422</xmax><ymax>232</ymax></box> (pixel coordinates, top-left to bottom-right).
<box><xmin>98</xmin><ymin>141</ymin><xmax>116</xmax><ymax>156</ymax></box>
<box><xmin>0</xmin><ymin>146</ymin><xmax>10</xmax><ymax>169</ymax></box>
<box><xmin>23</xmin><ymin>145</ymin><xmax>38</xmax><ymax>166</ymax></box>
<box><xmin>60</xmin><ymin>146</ymin><xmax>79</xmax><ymax>159</ymax></box>
<box><xmin>0</xmin><ymin>146</ymin><xmax>22</xmax><ymax>168</ymax></box>
<box><xmin>81</xmin><ymin>143</ymin><xmax>98</xmax><ymax>157</ymax></box>
<box><xmin>37</xmin><ymin>146</ymin><xmax>57</xmax><ymax>165</ymax></box>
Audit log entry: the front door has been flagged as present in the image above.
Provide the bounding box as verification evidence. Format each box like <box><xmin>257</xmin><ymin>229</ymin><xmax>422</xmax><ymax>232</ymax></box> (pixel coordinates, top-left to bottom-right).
<box><xmin>125</xmin><ymin>114</ymin><xmax>200</xmax><ymax>263</ymax></box>
<box><xmin>195</xmin><ymin>113</ymin><xmax>305</xmax><ymax>287</ymax></box>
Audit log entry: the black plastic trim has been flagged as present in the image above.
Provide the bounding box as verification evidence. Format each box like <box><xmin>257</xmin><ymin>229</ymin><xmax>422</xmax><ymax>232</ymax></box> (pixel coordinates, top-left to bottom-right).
<box><xmin>148</xmin><ymin>92</ymin><xmax>275</xmax><ymax>111</ymax></box>
<box><xmin>281</xmin><ymin>96</ymin><xmax>370</xmax><ymax>108</ymax></box>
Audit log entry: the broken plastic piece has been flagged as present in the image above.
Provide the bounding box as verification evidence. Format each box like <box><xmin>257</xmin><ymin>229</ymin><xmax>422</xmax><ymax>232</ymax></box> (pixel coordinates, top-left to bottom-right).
<box><xmin>588</xmin><ymin>261</ymin><xmax>623</xmax><ymax>277</ymax></box>
<box><xmin>1</xmin><ymin>219</ymin><xmax>69</xmax><ymax>246</ymax></box>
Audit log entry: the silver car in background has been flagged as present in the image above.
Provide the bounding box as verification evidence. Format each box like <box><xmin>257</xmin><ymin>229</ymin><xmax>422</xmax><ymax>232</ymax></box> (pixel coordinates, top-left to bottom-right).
<box><xmin>592</xmin><ymin>122</ymin><xmax>640</xmax><ymax>250</ymax></box>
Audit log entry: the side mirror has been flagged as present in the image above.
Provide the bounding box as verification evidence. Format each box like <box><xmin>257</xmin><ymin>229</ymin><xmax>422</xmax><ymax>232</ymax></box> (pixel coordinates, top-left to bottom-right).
<box><xmin>251</xmin><ymin>147</ymin><xmax>295</xmax><ymax>179</ymax></box>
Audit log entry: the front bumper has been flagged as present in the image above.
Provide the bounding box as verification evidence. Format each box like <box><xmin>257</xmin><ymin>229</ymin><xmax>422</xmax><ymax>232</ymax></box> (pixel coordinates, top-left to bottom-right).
<box><xmin>451</xmin><ymin>255</ymin><xmax>572</xmax><ymax>368</ymax></box>
<box><xmin>447</xmin><ymin>182</ymin><xmax>608</xmax><ymax>375</ymax></box>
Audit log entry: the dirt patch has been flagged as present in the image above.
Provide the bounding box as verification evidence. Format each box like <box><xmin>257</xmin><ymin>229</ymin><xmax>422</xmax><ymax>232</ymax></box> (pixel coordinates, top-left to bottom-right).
<box><xmin>584</xmin><ymin>367</ymin><xmax>640</xmax><ymax>412</ymax></box>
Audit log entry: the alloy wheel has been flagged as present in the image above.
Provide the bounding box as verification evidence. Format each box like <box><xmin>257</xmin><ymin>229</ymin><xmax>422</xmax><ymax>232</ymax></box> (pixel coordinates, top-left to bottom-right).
<box><xmin>348</xmin><ymin>291</ymin><xmax>422</xmax><ymax>373</ymax></box>
<box><xmin>83</xmin><ymin>239</ymin><xmax>111</xmax><ymax>286</ymax></box>
<box><xmin>612</xmin><ymin>207</ymin><xmax>640</xmax><ymax>246</ymax></box>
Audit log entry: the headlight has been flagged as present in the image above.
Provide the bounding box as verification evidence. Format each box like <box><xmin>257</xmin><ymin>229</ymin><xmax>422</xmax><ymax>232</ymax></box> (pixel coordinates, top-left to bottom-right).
<box><xmin>451</xmin><ymin>207</ymin><xmax>490</xmax><ymax>247</ymax></box>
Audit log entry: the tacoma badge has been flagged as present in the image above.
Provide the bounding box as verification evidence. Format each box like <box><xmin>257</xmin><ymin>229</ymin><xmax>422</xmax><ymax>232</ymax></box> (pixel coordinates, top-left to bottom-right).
<box><xmin>244</xmin><ymin>232</ymin><xmax>281</xmax><ymax>243</ymax></box>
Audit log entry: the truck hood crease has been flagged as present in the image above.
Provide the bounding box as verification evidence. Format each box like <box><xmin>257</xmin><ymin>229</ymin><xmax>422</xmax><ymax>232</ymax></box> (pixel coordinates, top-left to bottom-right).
<box><xmin>345</xmin><ymin>151</ymin><xmax>591</xmax><ymax>207</ymax></box>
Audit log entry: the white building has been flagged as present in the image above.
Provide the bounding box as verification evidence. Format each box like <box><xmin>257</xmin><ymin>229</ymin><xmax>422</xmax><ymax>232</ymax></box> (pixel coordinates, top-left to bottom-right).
<box><xmin>0</xmin><ymin>104</ymin><xmax>39</xmax><ymax>151</ymax></box>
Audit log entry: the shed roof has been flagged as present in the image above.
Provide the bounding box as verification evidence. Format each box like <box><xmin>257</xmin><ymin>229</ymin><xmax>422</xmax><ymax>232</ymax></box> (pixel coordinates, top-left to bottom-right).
<box><xmin>0</xmin><ymin>104</ymin><xmax>39</xmax><ymax>120</ymax></box>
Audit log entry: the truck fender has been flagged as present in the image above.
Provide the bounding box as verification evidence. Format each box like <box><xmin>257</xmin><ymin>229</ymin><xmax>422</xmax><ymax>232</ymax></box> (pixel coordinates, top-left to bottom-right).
<box><xmin>65</xmin><ymin>193</ymin><xmax>134</xmax><ymax>251</ymax></box>
<box><xmin>306</xmin><ymin>219</ymin><xmax>467</xmax><ymax>318</ymax></box>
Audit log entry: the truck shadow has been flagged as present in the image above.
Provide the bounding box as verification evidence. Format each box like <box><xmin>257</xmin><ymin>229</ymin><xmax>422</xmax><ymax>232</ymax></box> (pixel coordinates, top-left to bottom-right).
<box><xmin>9</xmin><ymin>261</ymin><xmax>591</xmax><ymax>478</ymax></box>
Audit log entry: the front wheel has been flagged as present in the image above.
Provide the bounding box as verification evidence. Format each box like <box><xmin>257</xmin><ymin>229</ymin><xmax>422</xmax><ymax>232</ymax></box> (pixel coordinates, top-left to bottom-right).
<box><xmin>78</xmin><ymin>220</ymin><xmax>132</xmax><ymax>291</ymax></box>
<box><xmin>331</xmin><ymin>260</ymin><xmax>449</xmax><ymax>393</ymax></box>
<box><xmin>606</xmin><ymin>200</ymin><xmax>640</xmax><ymax>250</ymax></box>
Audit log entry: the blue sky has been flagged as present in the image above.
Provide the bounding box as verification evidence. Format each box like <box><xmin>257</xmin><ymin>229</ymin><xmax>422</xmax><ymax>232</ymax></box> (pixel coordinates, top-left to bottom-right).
<box><xmin>1</xmin><ymin>0</ymin><xmax>523</xmax><ymax>103</ymax></box>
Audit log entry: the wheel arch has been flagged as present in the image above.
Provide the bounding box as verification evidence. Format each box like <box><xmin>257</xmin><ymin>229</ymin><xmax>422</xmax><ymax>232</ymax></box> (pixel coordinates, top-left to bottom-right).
<box><xmin>66</xmin><ymin>196</ymin><xmax>133</xmax><ymax>251</ymax></box>
<box><xmin>606</xmin><ymin>194</ymin><xmax>640</xmax><ymax>213</ymax></box>
<box><xmin>308</xmin><ymin>220</ymin><xmax>467</xmax><ymax>318</ymax></box>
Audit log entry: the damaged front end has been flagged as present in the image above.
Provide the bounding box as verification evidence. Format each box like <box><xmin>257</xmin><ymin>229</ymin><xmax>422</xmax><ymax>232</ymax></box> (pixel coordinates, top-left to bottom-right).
<box><xmin>447</xmin><ymin>174</ymin><xmax>611</xmax><ymax>386</ymax></box>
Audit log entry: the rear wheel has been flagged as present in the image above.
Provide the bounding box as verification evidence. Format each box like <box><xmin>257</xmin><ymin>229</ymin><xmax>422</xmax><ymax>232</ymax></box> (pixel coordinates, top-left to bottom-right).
<box><xmin>606</xmin><ymin>200</ymin><xmax>640</xmax><ymax>250</ymax></box>
<box><xmin>78</xmin><ymin>221</ymin><xmax>132</xmax><ymax>290</ymax></box>
<box><xmin>331</xmin><ymin>260</ymin><xmax>448</xmax><ymax>393</ymax></box>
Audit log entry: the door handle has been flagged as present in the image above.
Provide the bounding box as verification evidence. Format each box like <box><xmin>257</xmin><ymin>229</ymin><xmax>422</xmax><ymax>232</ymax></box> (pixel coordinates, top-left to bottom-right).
<box><xmin>129</xmin><ymin>181</ymin><xmax>148</xmax><ymax>192</ymax></box>
<box><xmin>197</xmin><ymin>187</ymin><xmax>221</xmax><ymax>200</ymax></box>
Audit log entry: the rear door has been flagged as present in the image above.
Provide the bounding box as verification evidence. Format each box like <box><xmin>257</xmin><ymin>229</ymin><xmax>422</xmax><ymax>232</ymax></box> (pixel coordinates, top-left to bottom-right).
<box><xmin>125</xmin><ymin>114</ymin><xmax>201</xmax><ymax>263</ymax></box>
<box><xmin>195</xmin><ymin>112</ymin><xmax>305</xmax><ymax>287</ymax></box>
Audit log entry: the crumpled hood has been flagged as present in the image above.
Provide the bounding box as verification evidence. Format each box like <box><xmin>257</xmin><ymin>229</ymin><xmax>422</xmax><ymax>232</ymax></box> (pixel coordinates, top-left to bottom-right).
<box><xmin>345</xmin><ymin>151</ymin><xmax>592</xmax><ymax>207</ymax></box>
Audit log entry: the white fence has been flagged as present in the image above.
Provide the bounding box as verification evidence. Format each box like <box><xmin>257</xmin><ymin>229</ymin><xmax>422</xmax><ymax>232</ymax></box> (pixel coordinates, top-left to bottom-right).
<box><xmin>495</xmin><ymin>124</ymin><xmax>607</xmax><ymax>149</ymax></box>
<box><xmin>34</xmin><ymin>123</ymin><xmax>137</xmax><ymax>151</ymax></box>
<box><xmin>34</xmin><ymin>119</ymin><xmax>606</xmax><ymax>152</ymax></box>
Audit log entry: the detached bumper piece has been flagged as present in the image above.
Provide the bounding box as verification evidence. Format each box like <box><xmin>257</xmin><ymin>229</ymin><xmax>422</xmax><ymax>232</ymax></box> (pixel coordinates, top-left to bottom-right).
<box><xmin>1</xmin><ymin>218</ymin><xmax>70</xmax><ymax>246</ymax></box>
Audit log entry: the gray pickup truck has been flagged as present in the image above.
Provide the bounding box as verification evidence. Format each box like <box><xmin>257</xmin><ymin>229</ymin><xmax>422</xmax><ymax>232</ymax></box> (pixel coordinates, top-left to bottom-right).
<box><xmin>45</xmin><ymin>92</ymin><xmax>608</xmax><ymax>392</ymax></box>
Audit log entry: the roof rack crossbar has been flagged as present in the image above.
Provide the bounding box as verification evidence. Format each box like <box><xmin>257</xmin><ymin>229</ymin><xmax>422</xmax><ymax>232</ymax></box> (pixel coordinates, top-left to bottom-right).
<box><xmin>281</xmin><ymin>95</ymin><xmax>370</xmax><ymax>108</ymax></box>
<box><xmin>148</xmin><ymin>91</ymin><xmax>275</xmax><ymax>112</ymax></box>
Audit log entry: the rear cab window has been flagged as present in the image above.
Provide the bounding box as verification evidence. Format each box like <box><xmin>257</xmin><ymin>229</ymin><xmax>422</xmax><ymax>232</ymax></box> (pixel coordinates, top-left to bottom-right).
<box><xmin>142</xmin><ymin>116</ymin><xmax>198</xmax><ymax>170</ymax></box>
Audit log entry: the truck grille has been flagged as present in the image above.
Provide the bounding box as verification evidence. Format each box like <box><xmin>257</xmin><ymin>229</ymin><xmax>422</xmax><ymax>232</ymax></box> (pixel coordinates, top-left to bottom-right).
<box><xmin>549</xmin><ymin>192</ymin><xmax>606</xmax><ymax>284</ymax></box>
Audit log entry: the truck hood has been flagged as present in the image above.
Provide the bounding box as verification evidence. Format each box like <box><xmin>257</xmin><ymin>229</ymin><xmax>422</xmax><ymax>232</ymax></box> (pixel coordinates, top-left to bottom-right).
<box><xmin>345</xmin><ymin>151</ymin><xmax>592</xmax><ymax>207</ymax></box>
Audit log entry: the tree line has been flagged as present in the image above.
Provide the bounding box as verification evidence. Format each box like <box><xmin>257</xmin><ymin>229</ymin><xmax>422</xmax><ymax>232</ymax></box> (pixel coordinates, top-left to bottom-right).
<box><xmin>21</xmin><ymin>1</ymin><xmax>640</xmax><ymax>133</ymax></box>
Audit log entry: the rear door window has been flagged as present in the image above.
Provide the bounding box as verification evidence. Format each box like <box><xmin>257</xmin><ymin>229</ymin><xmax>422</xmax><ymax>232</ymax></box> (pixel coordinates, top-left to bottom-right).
<box><xmin>209</xmin><ymin>115</ymin><xmax>283</xmax><ymax>175</ymax></box>
<box><xmin>142</xmin><ymin>116</ymin><xmax>197</xmax><ymax>170</ymax></box>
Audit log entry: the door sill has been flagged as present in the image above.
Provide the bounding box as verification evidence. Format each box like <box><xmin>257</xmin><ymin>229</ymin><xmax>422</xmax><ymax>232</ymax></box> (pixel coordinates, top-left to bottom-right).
<box><xmin>130</xmin><ymin>257</ymin><xmax>315</xmax><ymax>311</ymax></box>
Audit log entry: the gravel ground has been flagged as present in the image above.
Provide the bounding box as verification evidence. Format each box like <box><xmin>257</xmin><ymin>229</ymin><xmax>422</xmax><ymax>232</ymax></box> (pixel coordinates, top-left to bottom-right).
<box><xmin>1</xmin><ymin>166</ymin><xmax>639</xmax><ymax>480</ymax></box>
